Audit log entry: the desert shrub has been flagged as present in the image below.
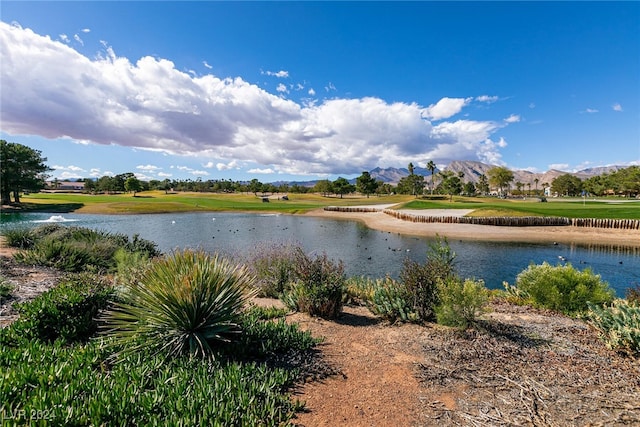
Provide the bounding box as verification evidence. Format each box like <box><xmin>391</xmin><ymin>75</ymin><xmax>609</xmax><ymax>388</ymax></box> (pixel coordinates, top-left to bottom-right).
<box><xmin>344</xmin><ymin>276</ymin><xmax>377</xmax><ymax>304</ymax></box>
<box><xmin>586</xmin><ymin>300</ymin><xmax>640</xmax><ymax>355</ymax></box>
<box><xmin>625</xmin><ymin>284</ymin><xmax>640</xmax><ymax>305</ymax></box>
<box><xmin>282</xmin><ymin>249</ymin><xmax>345</xmax><ymax>319</ymax></box>
<box><xmin>10</xmin><ymin>273</ymin><xmax>114</xmax><ymax>343</ymax></box>
<box><xmin>0</xmin><ymin>337</ymin><xmax>307</xmax><ymax>426</ymax></box>
<box><xmin>2</xmin><ymin>227</ymin><xmax>35</xmax><ymax>249</ymax></box>
<box><xmin>399</xmin><ymin>237</ymin><xmax>456</xmax><ymax>321</ymax></box>
<box><xmin>435</xmin><ymin>277</ymin><xmax>489</xmax><ymax>329</ymax></box>
<box><xmin>101</xmin><ymin>250</ymin><xmax>256</xmax><ymax>360</ymax></box>
<box><xmin>0</xmin><ymin>277</ymin><xmax>13</xmax><ymax>302</ymax></box>
<box><xmin>10</xmin><ymin>224</ymin><xmax>160</xmax><ymax>274</ymax></box>
<box><xmin>244</xmin><ymin>242</ymin><xmax>300</xmax><ymax>298</ymax></box>
<box><xmin>369</xmin><ymin>276</ymin><xmax>419</xmax><ymax>323</ymax></box>
<box><xmin>512</xmin><ymin>262</ymin><xmax>615</xmax><ymax>315</ymax></box>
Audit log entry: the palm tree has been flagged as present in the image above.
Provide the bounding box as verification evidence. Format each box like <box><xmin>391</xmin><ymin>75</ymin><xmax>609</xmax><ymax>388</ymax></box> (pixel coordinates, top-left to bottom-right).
<box><xmin>534</xmin><ymin>178</ymin><xmax>539</xmax><ymax>195</ymax></box>
<box><xmin>426</xmin><ymin>160</ymin><xmax>436</xmax><ymax>195</ymax></box>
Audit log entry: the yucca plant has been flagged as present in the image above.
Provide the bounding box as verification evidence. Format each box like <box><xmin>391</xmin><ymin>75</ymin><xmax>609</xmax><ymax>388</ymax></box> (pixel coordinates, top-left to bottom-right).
<box><xmin>101</xmin><ymin>250</ymin><xmax>257</xmax><ymax>360</ymax></box>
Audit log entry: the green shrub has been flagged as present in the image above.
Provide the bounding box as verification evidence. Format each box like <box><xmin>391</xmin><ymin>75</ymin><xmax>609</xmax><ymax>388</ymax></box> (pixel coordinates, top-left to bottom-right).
<box><xmin>586</xmin><ymin>299</ymin><xmax>640</xmax><ymax>355</ymax></box>
<box><xmin>512</xmin><ymin>262</ymin><xmax>615</xmax><ymax>315</ymax></box>
<box><xmin>626</xmin><ymin>284</ymin><xmax>640</xmax><ymax>305</ymax></box>
<box><xmin>282</xmin><ymin>249</ymin><xmax>345</xmax><ymax>319</ymax></box>
<box><xmin>435</xmin><ymin>277</ymin><xmax>489</xmax><ymax>329</ymax></box>
<box><xmin>102</xmin><ymin>250</ymin><xmax>256</xmax><ymax>360</ymax></box>
<box><xmin>10</xmin><ymin>273</ymin><xmax>114</xmax><ymax>343</ymax></box>
<box><xmin>399</xmin><ymin>237</ymin><xmax>456</xmax><ymax>321</ymax></box>
<box><xmin>244</xmin><ymin>242</ymin><xmax>300</xmax><ymax>298</ymax></box>
<box><xmin>0</xmin><ymin>338</ymin><xmax>307</xmax><ymax>426</ymax></box>
<box><xmin>344</xmin><ymin>276</ymin><xmax>377</xmax><ymax>304</ymax></box>
<box><xmin>369</xmin><ymin>276</ymin><xmax>419</xmax><ymax>323</ymax></box>
<box><xmin>0</xmin><ymin>278</ymin><xmax>13</xmax><ymax>302</ymax></box>
<box><xmin>2</xmin><ymin>227</ymin><xmax>35</xmax><ymax>249</ymax></box>
<box><xmin>10</xmin><ymin>224</ymin><xmax>160</xmax><ymax>274</ymax></box>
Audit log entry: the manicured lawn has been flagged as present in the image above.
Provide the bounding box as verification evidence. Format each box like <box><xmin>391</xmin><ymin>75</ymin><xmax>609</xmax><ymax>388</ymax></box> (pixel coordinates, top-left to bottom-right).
<box><xmin>9</xmin><ymin>192</ymin><xmax>640</xmax><ymax>219</ymax></box>
<box><xmin>398</xmin><ymin>197</ymin><xmax>640</xmax><ymax>219</ymax></box>
<box><xmin>17</xmin><ymin>192</ymin><xmax>412</xmax><ymax>214</ymax></box>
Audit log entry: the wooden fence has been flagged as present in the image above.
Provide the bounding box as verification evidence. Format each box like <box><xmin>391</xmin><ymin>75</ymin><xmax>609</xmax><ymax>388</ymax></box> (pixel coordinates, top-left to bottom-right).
<box><xmin>323</xmin><ymin>207</ymin><xmax>640</xmax><ymax>230</ymax></box>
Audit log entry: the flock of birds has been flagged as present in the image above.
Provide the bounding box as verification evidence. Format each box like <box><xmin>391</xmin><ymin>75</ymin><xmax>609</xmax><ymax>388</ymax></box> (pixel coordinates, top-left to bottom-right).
<box><xmin>169</xmin><ymin>218</ymin><xmax>624</xmax><ymax>265</ymax></box>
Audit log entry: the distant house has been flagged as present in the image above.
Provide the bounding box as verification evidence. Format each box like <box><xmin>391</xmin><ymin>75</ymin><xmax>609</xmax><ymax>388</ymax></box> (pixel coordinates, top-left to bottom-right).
<box><xmin>45</xmin><ymin>181</ymin><xmax>85</xmax><ymax>192</ymax></box>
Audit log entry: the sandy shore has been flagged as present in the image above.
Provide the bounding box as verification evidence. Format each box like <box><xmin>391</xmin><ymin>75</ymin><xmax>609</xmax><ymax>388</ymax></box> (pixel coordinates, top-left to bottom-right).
<box><xmin>306</xmin><ymin>208</ymin><xmax>640</xmax><ymax>248</ymax></box>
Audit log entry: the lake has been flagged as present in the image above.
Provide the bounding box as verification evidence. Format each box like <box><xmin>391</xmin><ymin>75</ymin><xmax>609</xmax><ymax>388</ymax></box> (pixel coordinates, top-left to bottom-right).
<box><xmin>1</xmin><ymin>211</ymin><xmax>639</xmax><ymax>296</ymax></box>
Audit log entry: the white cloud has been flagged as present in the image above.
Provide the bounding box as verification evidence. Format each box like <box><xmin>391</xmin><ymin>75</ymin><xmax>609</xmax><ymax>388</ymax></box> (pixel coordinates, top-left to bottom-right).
<box><xmin>422</xmin><ymin>97</ymin><xmax>472</xmax><ymax>121</ymax></box>
<box><xmin>548</xmin><ymin>163</ymin><xmax>570</xmax><ymax>171</ymax></box>
<box><xmin>248</xmin><ymin>168</ymin><xmax>275</xmax><ymax>174</ymax></box>
<box><xmin>308</xmin><ymin>88</ymin><xmax>316</xmax><ymax>96</ymax></box>
<box><xmin>476</xmin><ymin>95</ymin><xmax>498</xmax><ymax>103</ymax></box>
<box><xmin>584</xmin><ymin>108</ymin><xmax>598</xmax><ymax>113</ymax></box>
<box><xmin>263</xmin><ymin>70</ymin><xmax>289</xmax><ymax>78</ymax></box>
<box><xmin>529</xmin><ymin>102</ymin><xmax>536</xmax><ymax>109</ymax></box>
<box><xmin>157</xmin><ymin>172</ymin><xmax>172</xmax><ymax>177</ymax></box>
<box><xmin>613</xmin><ymin>103</ymin><xmax>623</xmax><ymax>112</ymax></box>
<box><xmin>276</xmin><ymin>83</ymin><xmax>288</xmax><ymax>93</ymax></box>
<box><xmin>52</xmin><ymin>165</ymin><xmax>86</xmax><ymax>172</ymax></box>
<box><xmin>73</xmin><ymin>34</ymin><xmax>83</xmax><ymax>45</ymax></box>
<box><xmin>59</xmin><ymin>34</ymin><xmax>70</xmax><ymax>43</ymax></box>
<box><xmin>504</xmin><ymin>114</ymin><xmax>520</xmax><ymax>123</ymax></box>
<box><xmin>216</xmin><ymin>160</ymin><xmax>239</xmax><ymax>171</ymax></box>
<box><xmin>203</xmin><ymin>61</ymin><xmax>212</xmax><ymax>69</ymax></box>
<box><xmin>136</xmin><ymin>164</ymin><xmax>162</xmax><ymax>172</ymax></box>
<box><xmin>81</xmin><ymin>28</ymin><xmax>90</xmax><ymax>33</ymax></box>
<box><xmin>325</xmin><ymin>82</ymin><xmax>336</xmax><ymax>92</ymax></box>
<box><xmin>0</xmin><ymin>22</ymin><xmax>517</xmax><ymax>176</ymax></box>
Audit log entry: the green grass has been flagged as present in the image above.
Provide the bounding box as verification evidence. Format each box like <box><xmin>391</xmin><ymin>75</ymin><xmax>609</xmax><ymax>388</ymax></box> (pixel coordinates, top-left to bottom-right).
<box><xmin>8</xmin><ymin>192</ymin><xmax>640</xmax><ymax>219</ymax></box>
<box><xmin>399</xmin><ymin>197</ymin><xmax>640</xmax><ymax>219</ymax></box>
<box><xmin>15</xmin><ymin>191</ymin><xmax>411</xmax><ymax>215</ymax></box>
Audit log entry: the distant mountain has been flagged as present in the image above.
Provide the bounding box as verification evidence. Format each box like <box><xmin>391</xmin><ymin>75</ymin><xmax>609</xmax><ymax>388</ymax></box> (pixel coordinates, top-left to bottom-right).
<box><xmin>267</xmin><ymin>161</ymin><xmax>627</xmax><ymax>188</ymax></box>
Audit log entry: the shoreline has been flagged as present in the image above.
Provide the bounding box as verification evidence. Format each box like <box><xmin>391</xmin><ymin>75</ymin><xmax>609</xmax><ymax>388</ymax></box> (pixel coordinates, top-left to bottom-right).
<box><xmin>305</xmin><ymin>208</ymin><xmax>640</xmax><ymax>248</ymax></box>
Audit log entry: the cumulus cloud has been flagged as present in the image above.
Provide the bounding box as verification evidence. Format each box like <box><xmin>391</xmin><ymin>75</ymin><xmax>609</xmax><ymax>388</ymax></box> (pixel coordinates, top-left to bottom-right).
<box><xmin>248</xmin><ymin>167</ymin><xmax>275</xmax><ymax>174</ymax></box>
<box><xmin>548</xmin><ymin>163</ymin><xmax>570</xmax><ymax>171</ymax></box>
<box><xmin>52</xmin><ymin>164</ymin><xmax>86</xmax><ymax>172</ymax></box>
<box><xmin>308</xmin><ymin>88</ymin><xmax>316</xmax><ymax>96</ymax></box>
<box><xmin>263</xmin><ymin>70</ymin><xmax>289</xmax><ymax>78</ymax></box>
<box><xmin>612</xmin><ymin>103</ymin><xmax>623</xmax><ymax>112</ymax></box>
<box><xmin>422</xmin><ymin>97</ymin><xmax>472</xmax><ymax>121</ymax></box>
<box><xmin>504</xmin><ymin>114</ymin><xmax>520</xmax><ymax>123</ymax></box>
<box><xmin>136</xmin><ymin>164</ymin><xmax>162</xmax><ymax>172</ymax></box>
<box><xmin>276</xmin><ymin>83</ymin><xmax>288</xmax><ymax>93</ymax></box>
<box><xmin>0</xmin><ymin>22</ymin><xmax>516</xmax><ymax>177</ymax></box>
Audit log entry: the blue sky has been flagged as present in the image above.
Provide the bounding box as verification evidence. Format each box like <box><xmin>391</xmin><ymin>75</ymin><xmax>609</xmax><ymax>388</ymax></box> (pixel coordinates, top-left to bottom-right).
<box><xmin>1</xmin><ymin>1</ymin><xmax>638</xmax><ymax>182</ymax></box>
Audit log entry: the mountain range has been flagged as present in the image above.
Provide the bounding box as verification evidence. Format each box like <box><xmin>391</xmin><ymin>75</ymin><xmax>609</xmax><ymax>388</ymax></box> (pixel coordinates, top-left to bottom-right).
<box><xmin>284</xmin><ymin>161</ymin><xmax>626</xmax><ymax>188</ymax></box>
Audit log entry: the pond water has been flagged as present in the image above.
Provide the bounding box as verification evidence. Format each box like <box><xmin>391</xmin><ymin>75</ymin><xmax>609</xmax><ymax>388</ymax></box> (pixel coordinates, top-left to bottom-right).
<box><xmin>2</xmin><ymin>212</ymin><xmax>639</xmax><ymax>296</ymax></box>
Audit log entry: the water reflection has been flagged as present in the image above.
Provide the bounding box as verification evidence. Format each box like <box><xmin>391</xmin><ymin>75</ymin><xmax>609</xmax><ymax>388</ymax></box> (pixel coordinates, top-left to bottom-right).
<box><xmin>1</xmin><ymin>211</ymin><xmax>638</xmax><ymax>296</ymax></box>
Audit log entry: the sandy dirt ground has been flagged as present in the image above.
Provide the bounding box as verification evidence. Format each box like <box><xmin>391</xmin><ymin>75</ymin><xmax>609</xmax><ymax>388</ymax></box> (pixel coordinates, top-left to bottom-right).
<box><xmin>306</xmin><ymin>208</ymin><xmax>640</xmax><ymax>247</ymax></box>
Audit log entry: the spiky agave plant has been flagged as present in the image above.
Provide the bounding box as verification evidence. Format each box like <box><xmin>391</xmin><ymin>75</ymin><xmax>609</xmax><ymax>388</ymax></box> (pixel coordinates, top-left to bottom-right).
<box><xmin>102</xmin><ymin>249</ymin><xmax>257</xmax><ymax>360</ymax></box>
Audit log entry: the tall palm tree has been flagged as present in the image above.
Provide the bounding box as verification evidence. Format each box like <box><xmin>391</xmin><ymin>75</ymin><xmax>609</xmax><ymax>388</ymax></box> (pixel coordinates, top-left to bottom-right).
<box><xmin>534</xmin><ymin>178</ymin><xmax>539</xmax><ymax>195</ymax></box>
<box><xmin>426</xmin><ymin>160</ymin><xmax>436</xmax><ymax>195</ymax></box>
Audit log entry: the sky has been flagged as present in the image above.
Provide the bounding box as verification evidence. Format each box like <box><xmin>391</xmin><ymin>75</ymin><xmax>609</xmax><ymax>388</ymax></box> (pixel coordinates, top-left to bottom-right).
<box><xmin>1</xmin><ymin>1</ymin><xmax>639</xmax><ymax>183</ymax></box>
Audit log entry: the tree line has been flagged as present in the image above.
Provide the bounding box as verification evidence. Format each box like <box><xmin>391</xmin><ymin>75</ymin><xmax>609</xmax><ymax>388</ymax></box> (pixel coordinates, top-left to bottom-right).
<box><xmin>1</xmin><ymin>140</ymin><xmax>638</xmax><ymax>204</ymax></box>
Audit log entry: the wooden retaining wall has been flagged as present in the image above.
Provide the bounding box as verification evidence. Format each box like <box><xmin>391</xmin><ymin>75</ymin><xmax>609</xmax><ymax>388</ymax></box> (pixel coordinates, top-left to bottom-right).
<box><xmin>323</xmin><ymin>207</ymin><xmax>640</xmax><ymax>229</ymax></box>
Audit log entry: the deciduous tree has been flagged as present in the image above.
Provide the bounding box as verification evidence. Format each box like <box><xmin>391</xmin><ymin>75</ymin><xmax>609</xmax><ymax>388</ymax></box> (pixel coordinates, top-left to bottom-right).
<box><xmin>0</xmin><ymin>140</ymin><xmax>51</xmax><ymax>204</ymax></box>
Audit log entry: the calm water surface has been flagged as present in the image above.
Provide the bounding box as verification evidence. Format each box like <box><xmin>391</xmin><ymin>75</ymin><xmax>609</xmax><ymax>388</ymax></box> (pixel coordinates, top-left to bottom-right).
<box><xmin>2</xmin><ymin>212</ymin><xmax>638</xmax><ymax>296</ymax></box>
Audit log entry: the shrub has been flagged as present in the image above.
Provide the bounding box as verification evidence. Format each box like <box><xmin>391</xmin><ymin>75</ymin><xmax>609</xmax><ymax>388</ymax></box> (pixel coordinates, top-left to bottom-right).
<box><xmin>0</xmin><ymin>277</ymin><xmax>13</xmax><ymax>302</ymax></box>
<box><xmin>625</xmin><ymin>284</ymin><xmax>640</xmax><ymax>305</ymax></box>
<box><xmin>2</xmin><ymin>227</ymin><xmax>35</xmax><ymax>249</ymax></box>
<box><xmin>586</xmin><ymin>300</ymin><xmax>640</xmax><ymax>355</ymax></box>
<box><xmin>399</xmin><ymin>237</ymin><xmax>456</xmax><ymax>321</ymax></box>
<box><xmin>10</xmin><ymin>273</ymin><xmax>115</xmax><ymax>343</ymax></box>
<box><xmin>435</xmin><ymin>277</ymin><xmax>489</xmax><ymax>329</ymax></box>
<box><xmin>244</xmin><ymin>242</ymin><xmax>300</xmax><ymax>298</ymax></box>
<box><xmin>513</xmin><ymin>262</ymin><xmax>615</xmax><ymax>315</ymax></box>
<box><xmin>101</xmin><ymin>250</ymin><xmax>256</xmax><ymax>360</ymax></box>
<box><xmin>282</xmin><ymin>249</ymin><xmax>345</xmax><ymax>319</ymax></box>
<box><xmin>11</xmin><ymin>224</ymin><xmax>160</xmax><ymax>274</ymax></box>
<box><xmin>369</xmin><ymin>276</ymin><xmax>418</xmax><ymax>323</ymax></box>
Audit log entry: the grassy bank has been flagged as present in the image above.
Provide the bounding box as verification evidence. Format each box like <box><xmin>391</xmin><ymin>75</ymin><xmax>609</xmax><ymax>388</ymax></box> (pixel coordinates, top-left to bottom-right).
<box><xmin>5</xmin><ymin>192</ymin><xmax>640</xmax><ymax>219</ymax></box>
